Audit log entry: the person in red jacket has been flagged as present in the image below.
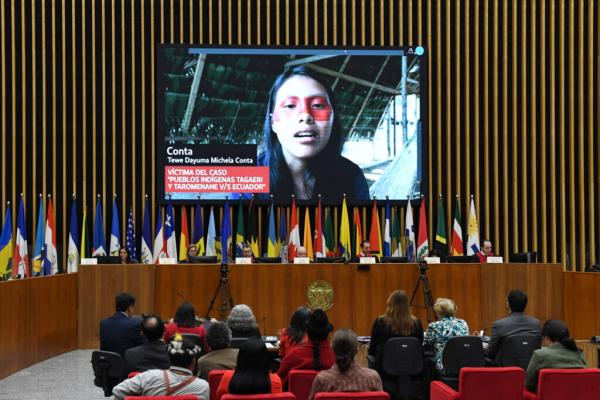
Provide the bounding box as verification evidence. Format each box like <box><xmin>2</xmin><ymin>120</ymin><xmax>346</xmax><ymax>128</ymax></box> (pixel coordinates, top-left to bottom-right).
<box><xmin>476</xmin><ymin>240</ymin><xmax>494</xmax><ymax>262</ymax></box>
<box><xmin>277</xmin><ymin>309</ymin><xmax>335</xmax><ymax>389</ymax></box>
<box><xmin>163</xmin><ymin>302</ymin><xmax>208</xmax><ymax>353</ymax></box>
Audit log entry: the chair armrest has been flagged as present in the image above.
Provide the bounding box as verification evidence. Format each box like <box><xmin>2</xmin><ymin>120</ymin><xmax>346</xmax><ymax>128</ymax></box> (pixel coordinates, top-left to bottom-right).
<box><xmin>522</xmin><ymin>390</ymin><xmax>538</xmax><ymax>400</ymax></box>
<box><xmin>430</xmin><ymin>381</ymin><xmax>459</xmax><ymax>400</ymax></box>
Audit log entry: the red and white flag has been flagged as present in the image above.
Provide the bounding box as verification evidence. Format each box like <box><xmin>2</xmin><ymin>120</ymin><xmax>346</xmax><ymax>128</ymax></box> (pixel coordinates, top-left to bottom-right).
<box><xmin>288</xmin><ymin>197</ymin><xmax>300</xmax><ymax>261</ymax></box>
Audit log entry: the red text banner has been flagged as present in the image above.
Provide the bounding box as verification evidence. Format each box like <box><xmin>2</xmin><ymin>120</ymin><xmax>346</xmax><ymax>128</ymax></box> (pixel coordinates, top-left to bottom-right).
<box><xmin>165</xmin><ymin>166</ymin><xmax>270</xmax><ymax>193</ymax></box>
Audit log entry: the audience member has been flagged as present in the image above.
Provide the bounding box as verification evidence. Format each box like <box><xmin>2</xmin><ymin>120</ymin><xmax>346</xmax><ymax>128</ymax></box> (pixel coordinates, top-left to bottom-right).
<box><xmin>525</xmin><ymin>319</ymin><xmax>587</xmax><ymax>392</ymax></box>
<box><xmin>99</xmin><ymin>292</ymin><xmax>145</xmax><ymax>357</ymax></box>
<box><xmin>197</xmin><ymin>322</ymin><xmax>239</xmax><ymax>380</ymax></box>
<box><xmin>277</xmin><ymin>309</ymin><xmax>335</xmax><ymax>388</ymax></box>
<box><xmin>113</xmin><ymin>334</ymin><xmax>209</xmax><ymax>399</ymax></box>
<box><xmin>124</xmin><ymin>314</ymin><xmax>170</xmax><ymax>374</ymax></box>
<box><xmin>423</xmin><ymin>298</ymin><xmax>469</xmax><ymax>373</ymax></box>
<box><xmin>226</xmin><ymin>304</ymin><xmax>262</xmax><ymax>339</ymax></box>
<box><xmin>279</xmin><ymin>306</ymin><xmax>312</xmax><ymax>358</ymax></box>
<box><xmin>368</xmin><ymin>290</ymin><xmax>424</xmax><ymax>358</ymax></box>
<box><xmin>486</xmin><ymin>289</ymin><xmax>541</xmax><ymax>362</ymax></box>
<box><xmin>163</xmin><ymin>302</ymin><xmax>208</xmax><ymax>353</ymax></box>
<box><xmin>216</xmin><ymin>337</ymin><xmax>283</xmax><ymax>400</ymax></box>
<box><xmin>476</xmin><ymin>239</ymin><xmax>494</xmax><ymax>262</ymax></box>
<box><xmin>309</xmin><ymin>329</ymin><xmax>382</xmax><ymax>400</ymax></box>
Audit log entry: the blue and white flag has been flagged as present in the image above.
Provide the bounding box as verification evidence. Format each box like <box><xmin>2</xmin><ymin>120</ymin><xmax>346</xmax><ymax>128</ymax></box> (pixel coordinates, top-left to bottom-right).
<box><xmin>140</xmin><ymin>197</ymin><xmax>153</xmax><ymax>264</ymax></box>
<box><xmin>126</xmin><ymin>207</ymin><xmax>137</xmax><ymax>262</ymax></box>
<box><xmin>15</xmin><ymin>196</ymin><xmax>30</xmax><ymax>278</ymax></box>
<box><xmin>165</xmin><ymin>198</ymin><xmax>177</xmax><ymax>259</ymax></box>
<box><xmin>153</xmin><ymin>207</ymin><xmax>165</xmax><ymax>263</ymax></box>
<box><xmin>205</xmin><ymin>206</ymin><xmax>216</xmax><ymax>256</ymax></box>
<box><xmin>67</xmin><ymin>197</ymin><xmax>79</xmax><ymax>273</ymax></box>
<box><xmin>92</xmin><ymin>197</ymin><xmax>107</xmax><ymax>256</ymax></box>
<box><xmin>405</xmin><ymin>200</ymin><xmax>415</xmax><ymax>262</ymax></box>
<box><xmin>383</xmin><ymin>198</ymin><xmax>392</xmax><ymax>257</ymax></box>
<box><xmin>109</xmin><ymin>197</ymin><xmax>121</xmax><ymax>256</ymax></box>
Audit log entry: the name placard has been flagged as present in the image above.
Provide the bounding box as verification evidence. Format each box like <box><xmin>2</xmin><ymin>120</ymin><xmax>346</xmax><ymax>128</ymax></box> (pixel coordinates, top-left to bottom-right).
<box><xmin>487</xmin><ymin>256</ymin><xmax>504</xmax><ymax>263</ymax></box>
<box><xmin>80</xmin><ymin>258</ymin><xmax>97</xmax><ymax>265</ymax></box>
<box><xmin>424</xmin><ymin>257</ymin><xmax>441</xmax><ymax>264</ymax></box>
<box><xmin>294</xmin><ymin>257</ymin><xmax>310</xmax><ymax>264</ymax></box>
<box><xmin>235</xmin><ymin>257</ymin><xmax>253</xmax><ymax>264</ymax></box>
<box><xmin>359</xmin><ymin>257</ymin><xmax>377</xmax><ymax>264</ymax></box>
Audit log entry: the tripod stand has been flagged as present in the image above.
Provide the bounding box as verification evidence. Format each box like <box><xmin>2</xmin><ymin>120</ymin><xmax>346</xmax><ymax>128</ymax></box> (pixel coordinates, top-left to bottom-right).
<box><xmin>205</xmin><ymin>262</ymin><xmax>235</xmax><ymax>320</ymax></box>
<box><xmin>410</xmin><ymin>261</ymin><xmax>435</xmax><ymax>322</ymax></box>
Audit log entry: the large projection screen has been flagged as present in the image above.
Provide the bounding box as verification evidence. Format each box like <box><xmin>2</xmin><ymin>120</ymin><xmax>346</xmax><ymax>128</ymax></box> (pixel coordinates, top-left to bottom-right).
<box><xmin>156</xmin><ymin>46</ymin><xmax>427</xmax><ymax>205</ymax></box>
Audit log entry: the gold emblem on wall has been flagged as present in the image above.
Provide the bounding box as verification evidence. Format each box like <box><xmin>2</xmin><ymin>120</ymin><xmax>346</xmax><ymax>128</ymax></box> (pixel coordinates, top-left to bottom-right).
<box><xmin>306</xmin><ymin>280</ymin><xmax>334</xmax><ymax>311</ymax></box>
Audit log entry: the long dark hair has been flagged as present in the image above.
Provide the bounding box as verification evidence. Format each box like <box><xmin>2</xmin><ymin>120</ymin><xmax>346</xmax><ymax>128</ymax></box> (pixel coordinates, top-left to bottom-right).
<box><xmin>229</xmin><ymin>337</ymin><xmax>272</xmax><ymax>394</ymax></box>
<box><xmin>174</xmin><ymin>302</ymin><xmax>199</xmax><ymax>328</ymax></box>
<box><xmin>542</xmin><ymin>319</ymin><xmax>579</xmax><ymax>352</ymax></box>
<box><xmin>261</xmin><ymin>66</ymin><xmax>344</xmax><ymax>201</ymax></box>
<box><xmin>285</xmin><ymin>306</ymin><xmax>312</xmax><ymax>345</ymax></box>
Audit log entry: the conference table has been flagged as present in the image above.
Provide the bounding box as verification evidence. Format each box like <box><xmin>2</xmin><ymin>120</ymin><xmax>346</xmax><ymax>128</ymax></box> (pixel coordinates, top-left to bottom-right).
<box><xmin>3</xmin><ymin>262</ymin><xmax>600</xmax><ymax>380</ymax></box>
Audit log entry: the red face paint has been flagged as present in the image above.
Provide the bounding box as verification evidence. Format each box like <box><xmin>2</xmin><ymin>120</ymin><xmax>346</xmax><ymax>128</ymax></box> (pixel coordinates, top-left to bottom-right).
<box><xmin>272</xmin><ymin>96</ymin><xmax>332</xmax><ymax>122</ymax></box>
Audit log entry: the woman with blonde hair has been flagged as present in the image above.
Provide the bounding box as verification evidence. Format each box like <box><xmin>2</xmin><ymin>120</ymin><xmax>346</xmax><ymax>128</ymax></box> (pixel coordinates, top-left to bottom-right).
<box><xmin>423</xmin><ymin>298</ymin><xmax>469</xmax><ymax>373</ymax></box>
<box><xmin>368</xmin><ymin>290</ymin><xmax>424</xmax><ymax>358</ymax></box>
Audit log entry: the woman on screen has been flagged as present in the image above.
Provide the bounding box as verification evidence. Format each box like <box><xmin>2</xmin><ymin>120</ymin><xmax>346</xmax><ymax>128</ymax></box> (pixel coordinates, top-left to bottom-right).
<box><xmin>259</xmin><ymin>66</ymin><xmax>369</xmax><ymax>203</ymax></box>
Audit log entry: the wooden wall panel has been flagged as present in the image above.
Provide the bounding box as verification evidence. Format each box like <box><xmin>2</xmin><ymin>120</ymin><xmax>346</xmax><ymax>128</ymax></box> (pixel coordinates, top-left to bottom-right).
<box><xmin>0</xmin><ymin>0</ymin><xmax>598</xmax><ymax>274</ymax></box>
<box><xmin>0</xmin><ymin>274</ymin><xmax>78</xmax><ymax>380</ymax></box>
<box><xmin>77</xmin><ymin>264</ymin><xmax>155</xmax><ymax>348</ymax></box>
<box><xmin>563</xmin><ymin>272</ymin><xmax>600</xmax><ymax>341</ymax></box>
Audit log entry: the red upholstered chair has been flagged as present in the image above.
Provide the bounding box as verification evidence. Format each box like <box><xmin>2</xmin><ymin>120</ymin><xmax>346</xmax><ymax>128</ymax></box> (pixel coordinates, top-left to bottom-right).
<box><xmin>288</xmin><ymin>370</ymin><xmax>319</xmax><ymax>400</ymax></box>
<box><xmin>314</xmin><ymin>391</ymin><xmax>390</xmax><ymax>400</ymax></box>
<box><xmin>221</xmin><ymin>393</ymin><xmax>296</xmax><ymax>400</ymax></box>
<box><xmin>124</xmin><ymin>396</ymin><xmax>200</xmax><ymax>399</ymax></box>
<box><xmin>208</xmin><ymin>369</ymin><xmax>229</xmax><ymax>400</ymax></box>
<box><xmin>127</xmin><ymin>371</ymin><xmax>141</xmax><ymax>379</ymax></box>
<box><xmin>522</xmin><ymin>368</ymin><xmax>600</xmax><ymax>400</ymax></box>
<box><xmin>430</xmin><ymin>367</ymin><xmax>524</xmax><ymax>400</ymax></box>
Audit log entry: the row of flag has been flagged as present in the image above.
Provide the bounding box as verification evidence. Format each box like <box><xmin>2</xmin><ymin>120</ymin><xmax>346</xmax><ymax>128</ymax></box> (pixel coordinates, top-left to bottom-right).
<box><xmin>0</xmin><ymin>193</ymin><xmax>484</xmax><ymax>278</ymax></box>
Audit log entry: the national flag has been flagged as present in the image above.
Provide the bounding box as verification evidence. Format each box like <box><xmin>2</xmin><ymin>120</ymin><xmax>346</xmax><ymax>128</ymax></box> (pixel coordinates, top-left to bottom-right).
<box><xmin>14</xmin><ymin>196</ymin><xmax>30</xmax><ymax>278</ymax></box>
<box><xmin>288</xmin><ymin>197</ymin><xmax>301</xmax><ymax>261</ymax></box>
<box><xmin>109</xmin><ymin>197</ymin><xmax>121</xmax><ymax>256</ymax></box>
<box><xmin>369</xmin><ymin>199</ymin><xmax>382</xmax><ymax>257</ymax></box>
<box><xmin>313</xmin><ymin>197</ymin><xmax>325</xmax><ymax>258</ymax></box>
<box><xmin>248</xmin><ymin>198</ymin><xmax>259</xmax><ymax>257</ymax></box>
<box><xmin>303</xmin><ymin>207</ymin><xmax>314</xmax><ymax>260</ymax></box>
<box><xmin>205</xmin><ymin>206</ymin><xmax>216</xmax><ymax>256</ymax></box>
<box><xmin>235</xmin><ymin>200</ymin><xmax>245</xmax><ymax>256</ymax></box>
<box><xmin>466</xmin><ymin>196</ymin><xmax>480</xmax><ymax>255</ymax></box>
<box><xmin>391</xmin><ymin>206</ymin><xmax>403</xmax><ymax>256</ymax></box>
<box><xmin>405</xmin><ymin>199</ymin><xmax>416</xmax><ymax>261</ymax></box>
<box><xmin>178</xmin><ymin>206</ymin><xmax>189</xmax><ymax>261</ymax></box>
<box><xmin>141</xmin><ymin>197</ymin><xmax>153</xmax><ymax>263</ymax></box>
<box><xmin>81</xmin><ymin>206</ymin><xmax>91</xmax><ymax>259</ymax></box>
<box><xmin>352</xmin><ymin>207</ymin><xmax>363</xmax><ymax>257</ymax></box>
<box><xmin>383</xmin><ymin>199</ymin><xmax>392</xmax><ymax>257</ymax></box>
<box><xmin>338</xmin><ymin>196</ymin><xmax>351</xmax><ymax>259</ymax></box>
<box><xmin>32</xmin><ymin>196</ymin><xmax>45</xmax><ymax>275</ymax></box>
<box><xmin>92</xmin><ymin>197</ymin><xmax>107</xmax><ymax>256</ymax></box>
<box><xmin>267</xmin><ymin>201</ymin><xmax>277</xmax><ymax>257</ymax></box>
<box><xmin>451</xmin><ymin>196</ymin><xmax>464</xmax><ymax>256</ymax></box>
<box><xmin>435</xmin><ymin>196</ymin><xmax>448</xmax><ymax>257</ymax></box>
<box><xmin>277</xmin><ymin>207</ymin><xmax>287</xmax><ymax>256</ymax></box>
<box><xmin>416</xmin><ymin>197</ymin><xmax>429</xmax><ymax>258</ymax></box>
<box><xmin>324</xmin><ymin>207</ymin><xmax>336</xmax><ymax>256</ymax></box>
<box><xmin>67</xmin><ymin>197</ymin><xmax>79</xmax><ymax>273</ymax></box>
<box><xmin>165</xmin><ymin>198</ymin><xmax>177</xmax><ymax>259</ymax></box>
<box><xmin>43</xmin><ymin>196</ymin><xmax>58</xmax><ymax>275</ymax></box>
<box><xmin>153</xmin><ymin>207</ymin><xmax>165</xmax><ymax>262</ymax></box>
<box><xmin>0</xmin><ymin>206</ymin><xmax>14</xmax><ymax>280</ymax></box>
<box><xmin>193</xmin><ymin>200</ymin><xmax>205</xmax><ymax>256</ymax></box>
<box><xmin>220</xmin><ymin>199</ymin><xmax>231</xmax><ymax>261</ymax></box>
<box><xmin>126</xmin><ymin>207</ymin><xmax>137</xmax><ymax>262</ymax></box>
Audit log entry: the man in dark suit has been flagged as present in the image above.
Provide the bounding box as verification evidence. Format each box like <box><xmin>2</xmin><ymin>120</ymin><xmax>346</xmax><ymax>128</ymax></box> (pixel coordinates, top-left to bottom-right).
<box><xmin>100</xmin><ymin>292</ymin><xmax>145</xmax><ymax>357</ymax></box>
<box><xmin>486</xmin><ymin>289</ymin><xmax>542</xmax><ymax>362</ymax></box>
<box><xmin>124</xmin><ymin>314</ymin><xmax>170</xmax><ymax>374</ymax></box>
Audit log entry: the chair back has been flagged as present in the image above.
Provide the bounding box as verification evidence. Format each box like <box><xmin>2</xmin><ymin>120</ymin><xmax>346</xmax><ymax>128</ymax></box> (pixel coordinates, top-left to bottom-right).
<box><xmin>124</xmin><ymin>396</ymin><xmax>200</xmax><ymax>399</ymax></box>
<box><xmin>314</xmin><ymin>392</ymin><xmax>390</xmax><ymax>400</ymax></box>
<box><xmin>458</xmin><ymin>367</ymin><xmax>524</xmax><ymax>399</ymax></box>
<box><xmin>536</xmin><ymin>368</ymin><xmax>600</xmax><ymax>400</ymax></box>
<box><xmin>221</xmin><ymin>393</ymin><xmax>296</xmax><ymax>400</ymax></box>
<box><xmin>381</xmin><ymin>337</ymin><xmax>424</xmax><ymax>376</ymax></box>
<box><xmin>91</xmin><ymin>350</ymin><xmax>125</xmax><ymax>397</ymax></box>
<box><xmin>208</xmin><ymin>369</ymin><xmax>228</xmax><ymax>400</ymax></box>
<box><xmin>442</xmin><ymin>336</ymin><xmax>485</xmax><ymax>377</ymax></box>
<box><xmin>289</xmin><ymin>370</ymin><xmax>319</xmax><ymax>400</ymax></box>
<box><xmin>498</xmin><ymin>334</ymin><xmax>541</xmax><ymax>369</ymax></box>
